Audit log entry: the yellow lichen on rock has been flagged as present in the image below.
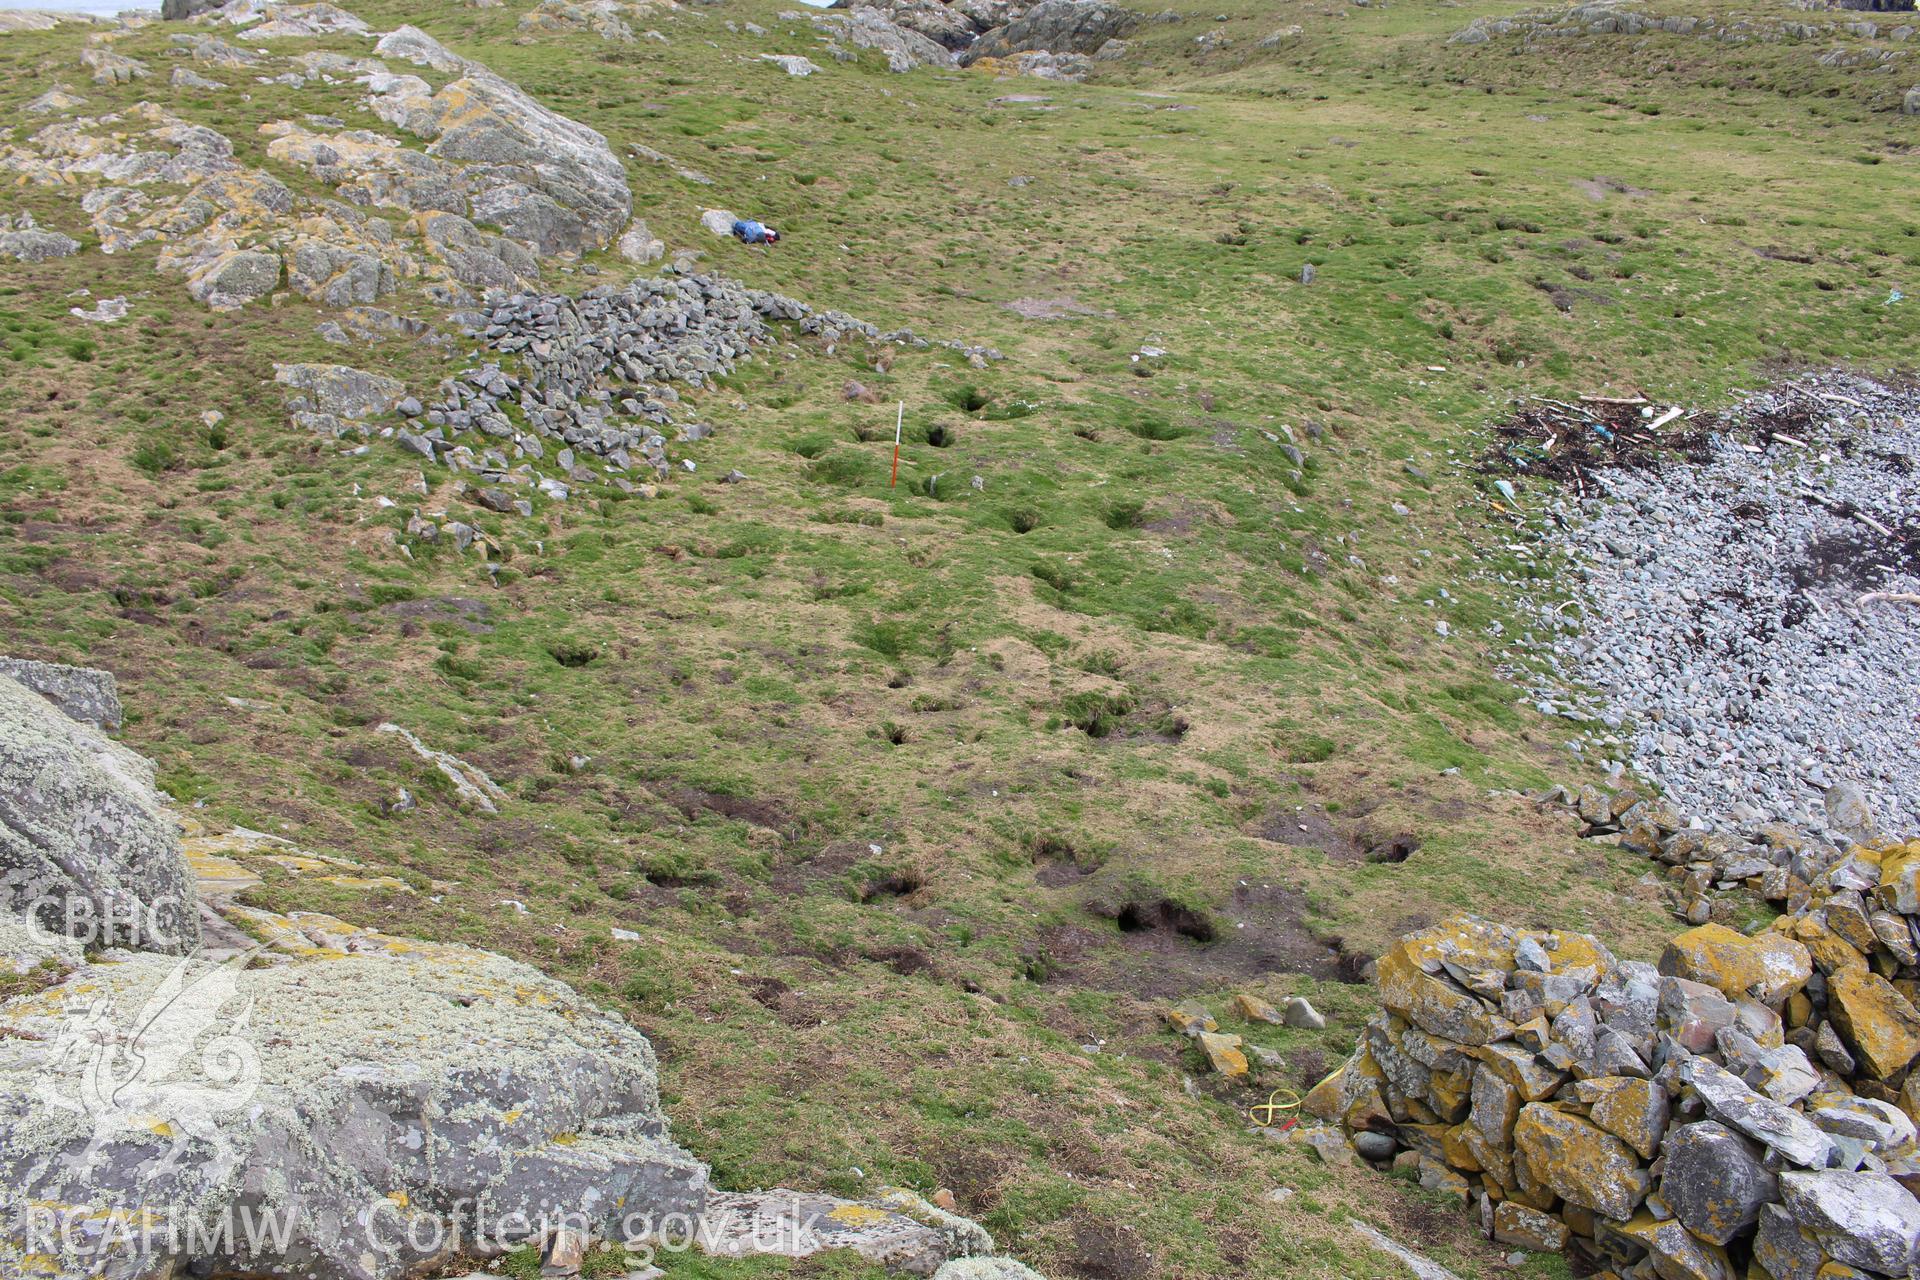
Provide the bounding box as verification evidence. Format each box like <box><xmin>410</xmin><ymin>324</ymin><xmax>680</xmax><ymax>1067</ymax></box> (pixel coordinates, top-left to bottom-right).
<box><xmin>1377</xmin><ymin>938</ymin><xmax>1500</xmax><ymax>1045</ymax></box>
<box><xmin>1781</xmin><ymin>915</ymin><xmax>1868</xmax><ymax>976</ymax></box>
<box><xmin>1197</xmin><ymin>1031</ymin><xmax>1249</xmax><ymax>1079</ymax></box>
<box><xmin>1828</xmin><ymin>965</ymin><xmax>1920</xmax><ymax>1078</ymax></box>
<box><xmin>1231</xmin><ymin>993</ymin><xmax>1283</xmax><ymax>1024</ymax></box>
<box><xmin>1876</xmin><ymin>841</ymin><xmax>1920</xmax><ymax>914</ymax></box>
<box><xmin>825</xmin><ymin>1203</ymin><xmax>891</xmax><ymax>1228</ymax></box>
<box><xmin>1512</xmin><ymin>1103</ymin><xmax>1649</xmax><ymax>1220</ymax></box>
<box><xmin>1660</xmin><ymin>923</ymin><xmax>1812</xmax><ymax>1007</ymax></box>
<box><xmin>1529</xmin><ymin>930</ymin><xmax>1612</xmax><ymax>978</ymax></box>
<box><xmin>1164</xmin><ymin>1003</ymin><xmax>1215</xmax><ymax>1036</ymax></box>
<box><xmin>1602</xmin><ymin>1213</ymin><xmax>1734</xmax><ymax>1280</ymax></box>
<box><xmin>1576</xmin><ymin>1077</ymin><xmax>1668</xmax><ymax>1160</ymax></box>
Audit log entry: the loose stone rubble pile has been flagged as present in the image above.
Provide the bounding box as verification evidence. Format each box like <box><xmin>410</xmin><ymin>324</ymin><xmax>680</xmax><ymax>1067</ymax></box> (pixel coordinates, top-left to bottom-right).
<box><xmin>1508</xmin><ymin>372</ymin><xmax>1919</xmax><ymax>835</ymax></box>
<box><xmin>1308</xmin><ymin>819</ymin><xmax>1920</xmax><ymax>1280</ymax></box>
<box><xmin>1534</xmin><ymin>778</ymin><xmax>1884</xmax><ymax>928</ymax></box>
<box><xmin>401</xmin><ymin>275</ymin><xmax>997</xmax><ymax>487</ymax></box>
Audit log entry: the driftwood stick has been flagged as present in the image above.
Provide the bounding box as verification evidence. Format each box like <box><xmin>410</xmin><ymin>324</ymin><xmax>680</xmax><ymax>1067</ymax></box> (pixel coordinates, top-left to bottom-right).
<box><xmin>1857</xmin><ymin>591</ymin><xmax>1920</xmax><ymax>609</ymax></box>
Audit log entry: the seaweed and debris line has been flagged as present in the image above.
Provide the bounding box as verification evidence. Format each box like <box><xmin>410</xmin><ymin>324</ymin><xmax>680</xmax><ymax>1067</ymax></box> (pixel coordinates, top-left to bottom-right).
<box><xmin>1479</xmin><ymin>394</ymin><xmax>1717</xmax><ymax>491</ymax></box>
<box><xmin>1491</xmin><ymin>371</ymin><xmax>1920</xmax><ymax>837</ymax></box>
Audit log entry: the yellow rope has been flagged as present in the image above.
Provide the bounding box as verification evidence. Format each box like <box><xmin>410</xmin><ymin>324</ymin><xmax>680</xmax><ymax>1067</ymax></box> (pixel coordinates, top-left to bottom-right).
<box><xmin>1248</xmin><ymin>1087</ymin><xmax>1301</xmax><ymax>1129</ymax></box>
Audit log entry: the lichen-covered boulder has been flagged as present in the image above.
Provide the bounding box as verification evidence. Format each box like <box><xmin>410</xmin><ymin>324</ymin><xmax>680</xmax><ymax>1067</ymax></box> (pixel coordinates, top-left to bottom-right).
<box><xmin>0</xmin><ymin>677</ymin><xmax>199</xmax><ymax>955</ymax></box>
<box><xmin>79</xmin><ymin>46</ymin><xmax>148</xmax><ymax>84</ymax></box>
<box><xmin>1492</xmin><ymin>1201</ymin><xmax>1567</xmax><ymax>1251</ymax></box>
<box><xmin>1661</xmin><ymin>1121</ymin><xmax>1777</xmax><ymax>1246</ymax></box>
<box><xmin>0</xmin><ymin>918</ymin><xmax>707</xmax><ymax>1280</ymax></box>
<box><xmin>0</xmin><ymin>913</ymin><xmax>84</xmax><ymax>976</ymax></box>
<box><xmin>1753</xmin><ymin>1203</ymin><xmax>1824</xmax><ymax>1280</ymax></box>
<box><xmin>832</xmin><ymin>7</ymin><xmax>956</xmax><ymax>70</ymax></box>
<box><xmin>1512</xmin><ymin>1103</ymin><xmax>1649</xmax><ymax>1220</ymax></box>
<box><xmin>1374</xmin><ymin>917</ymin><xmax>1513</xmax><ymax>1045</ymax></box>
<box><xmin>1572</xmin><ymin>1076</ymin><xmax>1667</xmax><ymax>1160</ymax></box>
<box><xmin>1197</xmin><ymin>1031</ymin><xmax>1248</xmax><ymax>1078</ymax></box>
<box><xmin>1878</xmin><ymin>841</ymin><xmax>1920</xmax><ymax>914</ymax></box>
<box><xmin>1659</xmin><ymin>923</ymin><xmax>1811</xmax><ymax>1008</ymax></box>
<box><xmin>700</xmin><ymin>1189</ymin><xmax>949</xmax><ymax>1275</ymax></box>
<box><xmin>274</xmin><ymin>363</ymin><xmax>407</xmax><ymax>421</ymax></box>
<box><xmin>1827</xmin><ymin>965</ymin><xmax>1920</xmax><ymax>1079</ymax></box>
<box><xmin>1779</xmin><ymin>1170</ymin><xmax>1920</xmax><ymax>1276</ymax></box>
<box><xmin>1599</xmin><ymin>1214</ymin><xmax>1735</xmax><ymax>1280</ymax></box>
<box><xmin>0</xmin><ymin>228</ymin><xmax>80</xmax><ymax>263</ymax></box>
<box><xmin>933</xmin><ymin>1260</ymin><xmax>1048</xmax><ymax>1280</ymax></box>
<box><xmin>0</xmin><ymin>658</ymin><xmax>122</xmax><ymax>730</ymax></box>
<box><xmin>183</xmin><ymin>247</ymin><xmax>282</xmax><ymax>310</ymax></box>
<box><xmin>1680</xmin><ymin>1058</ymin><xmax>1834</xmax><ymax>1168</ymax></box>
<box><xmin>836</xmin><ymin>0</ymin><xmax>981</xmax><ymax>49</ymax></box>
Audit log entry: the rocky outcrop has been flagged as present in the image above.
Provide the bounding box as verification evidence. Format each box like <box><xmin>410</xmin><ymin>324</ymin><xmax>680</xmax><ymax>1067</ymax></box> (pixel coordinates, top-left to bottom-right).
<box><xmin>0</xmin><ymin>675</ymin><xmax>199</xmax><ymax>956</ymax></box>
<box><xmin>516</xmin><ymin>0</ymin><xmax>651</xmax><ymax>43</ymax></box>
<box><xmin>274</xmin><ymin>362</ymin><xmax>407</xmax><ymax>419</ymax></box>
<box><xmin>1307</xmin><ymin>820</ymin><xmax>1920</xmax><ymax>1280</ymax></box>
<box><xmin>998</xmin><ymin>49</ymin><xmax>1093</xmax><ymax>79</ymax></box>
<box><xmin>0</xmin><ymin>23</ymin><xmax>631</xmax><ymax>313</ymax></box>
<box><xmin>817</xmin><ymin>5</ymin><xmax>961</xmax><ymax>68</ymax></box>
<box><xmin>0</xmin><ymin>10</ymin><xmax>104</xmax><ymax>31</ymax></box>
<box><xmin>831</xmin><ymin>0</ymin><xmax>989</xmax><ymax>51</ymax></box>
<box><xmin>961</xmin><ymin>0</ymin><xmax>1139</xmax><ymax>64</ymax></box>
<box><xmin>235</xmin><ymin>2</ymin><xmax>370</xmax><ymax>39</ymax></box>
<box><xmin>79</xmin><ymin>44</ymin><xmax>149</xmax><ymax>85</ymax></box>
<box><xmin>0</xmin><ymin>913</ymin><xmax>709</xmax><ymax>1280</ymax></box>
<box><xmin>370</xmin><ymin>25</ymin><xmax>631</xmax><ymax>257</ymax></box>
<box><xmin>0</xmin><ymin>914</ymin><xmax>84</xmax><ymax>977</ymax></box>
<box><xmin>0</xmin><ymin>216</ymin><xmax>80</xmax><ymax>264</ymax></box>
<box><xmin>0</xmin><ymin>657</ymin><xmax>122</xmax><ymax>729</ymax></box>
<box><xmin>23</xmin><ymin>85</ymin><xmax>88</xmax><ymax>114</ymax></box>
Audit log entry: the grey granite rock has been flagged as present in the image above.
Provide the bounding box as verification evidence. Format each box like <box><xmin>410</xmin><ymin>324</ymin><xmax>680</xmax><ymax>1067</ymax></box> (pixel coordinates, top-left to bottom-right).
<box><xmin>0</xmin><ymin>678</ymin><xmax>199</xmax><ymax>956</ymax></box>
<box><xmin>0</xmin><ymin>931</ymin><xmax>706</xmax><ymax>1279</ymax></box>
<box><xmin>0</xmin><ymin>658</ymin><xmax>121</xmax><ymax>730</ymax></box>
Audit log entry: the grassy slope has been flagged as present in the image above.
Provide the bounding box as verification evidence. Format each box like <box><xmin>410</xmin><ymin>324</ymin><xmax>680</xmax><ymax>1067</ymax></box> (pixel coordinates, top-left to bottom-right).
<box><xmin>1</xmin><ymin>0</ymin><xmax>1916</xmax><ymax>1274</ymax></box>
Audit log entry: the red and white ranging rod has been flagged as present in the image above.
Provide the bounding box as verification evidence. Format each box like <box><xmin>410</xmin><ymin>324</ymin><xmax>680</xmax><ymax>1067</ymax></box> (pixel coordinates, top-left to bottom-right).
<box><xmin>889</xmin><ymin>401</ymin><xmax>903</xmax><ymax>488</ymax></box>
